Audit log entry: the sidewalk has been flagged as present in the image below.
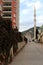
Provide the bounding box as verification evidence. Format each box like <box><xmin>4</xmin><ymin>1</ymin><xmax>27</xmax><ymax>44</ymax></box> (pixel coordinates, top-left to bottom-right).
<box><xmin>10</xmin><ymin>42</ymin><xmax>43</xmax><ymax>65</ymax></box>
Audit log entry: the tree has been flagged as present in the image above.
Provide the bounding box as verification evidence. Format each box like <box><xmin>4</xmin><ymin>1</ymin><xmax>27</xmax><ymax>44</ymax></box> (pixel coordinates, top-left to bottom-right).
<box><xmin>40</xmin><ymin>25</ymin><xmax>43</xmax><ymax>32</ymax></box>
<box><xmin>41</xmin><ymin>25</ymin><xmax>43</xmax><ymax>28</ymax></box>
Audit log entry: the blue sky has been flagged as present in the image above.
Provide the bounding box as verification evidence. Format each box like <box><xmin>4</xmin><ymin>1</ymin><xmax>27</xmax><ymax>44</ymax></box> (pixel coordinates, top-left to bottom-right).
<box><xmin>19</xmin><ymin>0</ymin><xmax>43</xmax><ymax>32</ymax></box>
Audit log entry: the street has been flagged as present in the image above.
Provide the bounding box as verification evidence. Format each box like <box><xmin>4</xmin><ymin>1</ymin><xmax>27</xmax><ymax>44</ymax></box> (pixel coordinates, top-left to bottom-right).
<box><xmin>10</xmin><ymin>42</ymin><xmax>43</xmax><ymax>65</ymax></box>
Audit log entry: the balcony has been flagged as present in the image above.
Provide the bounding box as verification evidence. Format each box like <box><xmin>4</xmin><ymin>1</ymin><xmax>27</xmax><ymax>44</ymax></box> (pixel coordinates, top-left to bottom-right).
<box><xmin>3</xmin><ymin>7</ymin><xmax>11</xmax><ymax>11</ymax></box>
<box><xmin>3</xmin><ymin>6</ymin><xmax>12</xmax><ymax>8</ymax></box>
<box><xmin>2</xmin><ymin>0</ymin><xmax>12</xmax><ymax>2</ymax></box>
<box><xmin>3</xmin><ymin>3</ymin><xmax>11</xmax><ymax>6</ymax></box>
<box><xmin>3</xmin><ymin>11</ymin><xmax>12</xmax><ymax>13</ymax></box>
<box><xmin>2</xmin><ymin>16</ymin><xmax>12</xmax><ymax>18</ymax></box>
<box><xmin>2</xmin><ymin>13</ymin><xmax>12</xmax><ymax>18</ymax></box>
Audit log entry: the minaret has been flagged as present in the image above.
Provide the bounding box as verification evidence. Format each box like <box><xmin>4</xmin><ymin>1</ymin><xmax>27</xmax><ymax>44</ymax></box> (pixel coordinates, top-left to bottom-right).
<box><xmin>34</xmin><ymin>6</ymin><xmax>36</xmax><ymax>41</ymax></box>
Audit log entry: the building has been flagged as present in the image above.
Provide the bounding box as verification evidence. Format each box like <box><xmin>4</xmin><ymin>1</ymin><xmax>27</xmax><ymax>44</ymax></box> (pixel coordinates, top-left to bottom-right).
<box><xmin>0</xmin><ymin>0</ymin><xmax>2</xmax><ymax>15</ymax></box>
<box><xmin>0</xmin><ymin>0</ymin><xmax>19</xmax><ymax>29</ymax></box>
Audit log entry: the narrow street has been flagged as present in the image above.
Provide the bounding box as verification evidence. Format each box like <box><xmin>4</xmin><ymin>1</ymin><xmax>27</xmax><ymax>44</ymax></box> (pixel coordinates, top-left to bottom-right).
<box><xmin>10</xmin><ymin>42</ymin><xmax>43</xmax><ymax>65</ymax></box>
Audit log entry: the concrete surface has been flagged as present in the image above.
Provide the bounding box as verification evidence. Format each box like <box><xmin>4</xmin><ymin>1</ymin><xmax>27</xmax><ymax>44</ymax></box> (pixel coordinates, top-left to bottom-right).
<box><xmin>18</xmin><ymin>41</ymin><xmax>25</xmax><ymax>51</ymax></box>
<box><xmin>10</xmin><ymin>42</ymin><xmax>43</xmax><ymax>65</ymax></box>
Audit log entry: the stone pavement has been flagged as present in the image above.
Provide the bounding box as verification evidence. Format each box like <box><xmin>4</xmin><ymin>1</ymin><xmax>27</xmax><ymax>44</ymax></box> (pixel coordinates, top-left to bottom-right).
<box><xmin>10</xmin><ymin>42</ymin><xmax>43</xmax><ymax>65</ymax></box>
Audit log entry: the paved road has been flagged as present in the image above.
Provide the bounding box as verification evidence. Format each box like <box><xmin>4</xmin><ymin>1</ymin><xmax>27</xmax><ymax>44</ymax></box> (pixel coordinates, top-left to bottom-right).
<box><xmin>10</xmin><ymin>42</ymin><xmax>43</xmax><ymax>65</ymax></box>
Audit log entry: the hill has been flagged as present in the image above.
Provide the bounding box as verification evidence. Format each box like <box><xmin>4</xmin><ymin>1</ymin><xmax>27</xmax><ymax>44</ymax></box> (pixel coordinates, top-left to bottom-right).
<box><xmin>22</xmin><ymin>27</ymin><xmax>40</xmax><ymax>37</ymax></box>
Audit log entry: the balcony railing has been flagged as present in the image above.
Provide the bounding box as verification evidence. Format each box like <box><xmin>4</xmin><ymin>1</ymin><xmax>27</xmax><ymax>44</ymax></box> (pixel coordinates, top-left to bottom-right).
<box><xmin>3</xmin><ymin>11</ymin><xmax>12</xmax><ymax>13</ymax></box>
<box><xmin>3</xmin><ymin>9</ymin><xmax>11</xmax><ymax>11</ymax></box>
<box><xmin>2</xmin><ymin>13</ymin><xmax>12</xmax><ymax>18</ymax></box>
<box><xmin>3</xmin><ymin>6</ymin><xmax>12</xmax><ymax>8</ymax></box>
<box><xmin>2</xmin><ymin>0</ymin><xmax>12</xmax><ymax>2</ymax></box>
<box><xmin>3</xmin><ymin>14</ymin><xmax>11</xmax><ymax>16</ymax></box>
<box><xmin>3</xmin><ymin>4</ymin><xmax>11</xmax><ymax>6</ymax></box>
<box><xmin>2</xmin><ymin>16</ymin><xmax>12</xmax><ymax>18</ymax></box>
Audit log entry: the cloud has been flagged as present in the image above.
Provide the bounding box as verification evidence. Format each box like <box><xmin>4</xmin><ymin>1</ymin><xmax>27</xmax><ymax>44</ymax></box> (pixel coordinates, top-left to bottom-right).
<box><xmin>19</xmin><ymin>0</ymin><xmax>43</xmax><ymax>32</ymax></box>
<box><xmin>36</xmin><ymin>15</ymin><xmax>43</xmax><ymax>22</ymax></box>
<box><xmin>34</xmin><ymin>1</ymin><xmax>42</xmax><ymax>10</ymax></box>
<box><xmin>22</xmin><ymin>9</ymin><xmax>30</xmax><ymax>15</ymax></box>
<box><xmin>19</xmin><ymin>21</ymin><xmax>34</xmax><ymax>32</ymax></box>
<box><xmin>19</xmin><ymin>18</ymin><xmax>34</xmax><ymax>32</ymax></box>
<box><xmin>36</xmin><ymin>15</ymin><xmax>43</xmax><ymax>26</ymax></box>
<box><xmin>19</xmin><ymin>24</ymin><xmax>34</xmax><ymax>32</ymax></box>
<box><xmin>21</xmin><ymin>0</ymin><xmax>42</xmax><ymax>10</ymax></box>
<box><xmin>20</xmin><ymin>0</ymin><xmax>25</xmax><ymax>3</ymax></box>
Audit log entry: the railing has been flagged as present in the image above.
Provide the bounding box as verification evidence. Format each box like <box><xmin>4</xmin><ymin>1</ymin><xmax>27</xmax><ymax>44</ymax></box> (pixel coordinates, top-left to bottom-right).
<box><xmin>2</xmin><ymin>0</ymin><xmax>12</xmax><ymax>2</ymax></box>
<box><xmin>2</xmin><ymin>16</ymin><xmax>12</xmax><ymax>18</ymax></box>
<box><xmin>3</xmin><ymin>11</ymin><xmax>12</xmax><ymax>13</ymax></box>
<box><xmin>3</xmin><ymin>8</ymin><xmax>11</xmax><ymax>11</ymax></box>
<box><xmin>3</xmin><ymin>6</ymin><xmax>12</xmax><ymax>8</ymax></box>
<box><xmin>3</xmin><ymin>4</ymin><xmax>11</xmax><ymax>6</ymax></box>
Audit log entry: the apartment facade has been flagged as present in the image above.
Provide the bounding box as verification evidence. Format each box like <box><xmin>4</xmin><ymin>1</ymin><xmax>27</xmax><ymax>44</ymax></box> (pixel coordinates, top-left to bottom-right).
<box><xmin>0</xmin><ymin>0</ymin><xmax>2</xmax><ymax>14</ymax></box>
<box><xmin>0</xmin><ymin>0</ymin><xmax>19</xmax><ymax>29</ymax></box>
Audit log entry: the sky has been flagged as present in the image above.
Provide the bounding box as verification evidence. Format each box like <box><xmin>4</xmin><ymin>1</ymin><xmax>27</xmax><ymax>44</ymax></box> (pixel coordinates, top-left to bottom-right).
<box><xmin>19</xmin><ymin>0</ymin><xmax>43</xmax><ymax>32</ymax></box>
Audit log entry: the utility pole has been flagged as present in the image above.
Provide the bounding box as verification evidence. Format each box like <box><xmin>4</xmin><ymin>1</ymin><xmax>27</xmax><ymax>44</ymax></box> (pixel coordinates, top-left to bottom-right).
<box><xmin>34</xmin><ymin>6</ymin><xmax>36</xmax><ymax>41</ymax></box>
